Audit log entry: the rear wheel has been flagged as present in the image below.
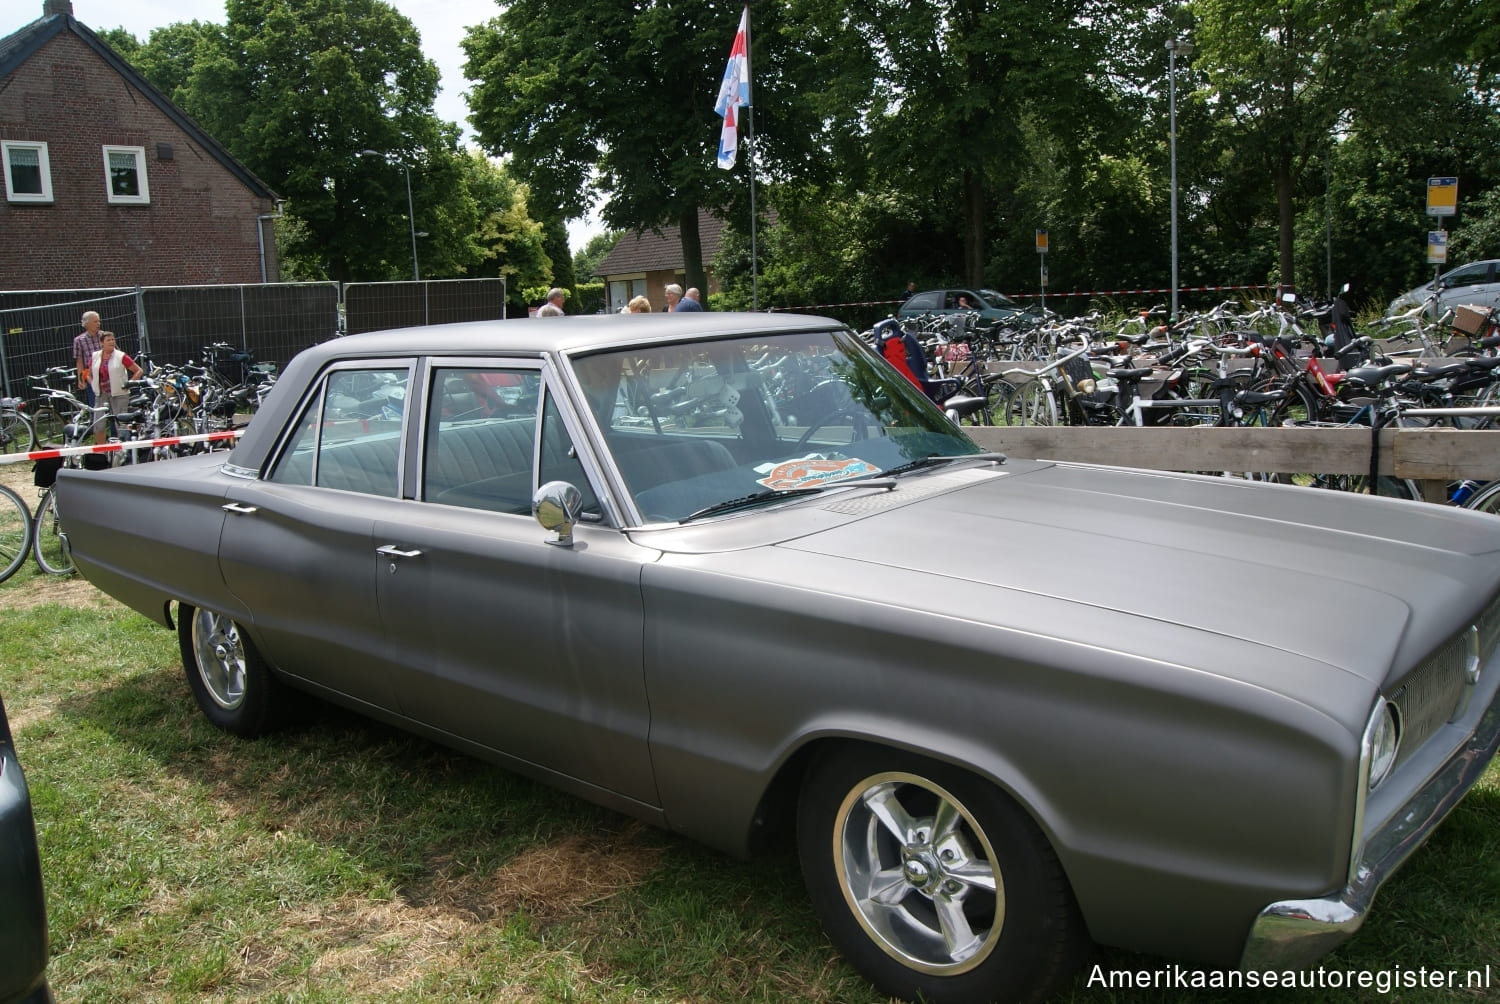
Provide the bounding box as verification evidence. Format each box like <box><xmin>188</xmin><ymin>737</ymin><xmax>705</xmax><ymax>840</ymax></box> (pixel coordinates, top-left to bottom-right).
<box><xmin>1006</xmin><ymin>380</ymin><xmax>1058</xmax><ymax>427</ymax></box>
<box><xmin>0</xmin><ymin>411</ymin><xmax>36</xmax><ymax>453</ymax></box>
<box><xmin>178</xmin><ymin>604</ymin><xmax>285</xmax><ymax>736</ymax></box>
<box><xmin>31</xmin><ymin>487</ymin><xmax>74</xmax><ymax>575</ymax></box>
<box><xmin>0</xmin><ymin>484</ymin><xmax>32</xmax><ymax>584</ymax></box>
<box><xmin>797</xmin><ymin>745</ymin><xmax>1085</xmax><ymax>1004</ymax></box>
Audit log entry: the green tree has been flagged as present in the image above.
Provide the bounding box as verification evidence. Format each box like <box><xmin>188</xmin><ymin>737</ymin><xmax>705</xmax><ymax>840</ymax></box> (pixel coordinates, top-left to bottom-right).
<box><xmin>156</xmin><ymin>0</ymin><xmax>481</xmax><ymax>282</ymax></box>
<box><xmin>464</xmin><ymin>0</ymin><xmax>863</xmax><ymax>295</ymax></box>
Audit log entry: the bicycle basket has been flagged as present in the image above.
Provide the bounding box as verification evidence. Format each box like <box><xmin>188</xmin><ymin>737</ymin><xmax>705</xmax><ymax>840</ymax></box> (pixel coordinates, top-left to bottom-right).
<box><xmin>1454</xmin><ymin>304</ymin><xmax>1494</xmax><ymax>336</ymax></box>
<box><xmin>1059</xmin><ymin>353</ymin><xmax>1097</xmax><ymax>391</ymax></box>
<box><xmin>33</xmin><ymin>457</ymin><xmax>62</xmax><ymax>487</ymax></box>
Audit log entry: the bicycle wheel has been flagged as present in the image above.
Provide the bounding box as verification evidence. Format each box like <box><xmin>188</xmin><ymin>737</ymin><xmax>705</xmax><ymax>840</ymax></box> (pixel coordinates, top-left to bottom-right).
<box><xmin>0</xmin><ymin>410</ymin><xmax>35</xmax><ymax>453</ymax></box>
<box><xmin>1306</xmin><ymin>473</ymin><xmax>1421</xmax><ymax>501</ymax></box>
<box><xmin>0</xmin><ymin>484</ymin><xmax>32</xmax><ymax>583</ymax></box>
<box><xmin>1464</xmin><ymin>480</ymin><xmax>1500</xmax><ymax>516</ymax></box>
<box><xmin>1006</xmin><ymin>379</ymin><xmax>1058</xmax><ymax>426</ymax></box>
<box><xmin>32</xmin><ymin>486</ymin><xmax>75</xmax><ymax>575</ymax></box>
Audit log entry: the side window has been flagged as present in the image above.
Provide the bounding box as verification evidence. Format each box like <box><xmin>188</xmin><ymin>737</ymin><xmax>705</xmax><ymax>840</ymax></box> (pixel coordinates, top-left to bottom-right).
<box><xmin>269</xmin><ymin>368</ymin><xmax>409</xmax><ymax>496</ymax></box>
<box><xmin>103</xmin><ymin>145</ymin><xmax>150</xmax><ymax>204</ymax></box>
<box><xmin>2</xmin><ymin>141</ymin><xmax>52</xmax><ymax>202</ymax></box>
<box><xmin>905</xmin><ymin>291</ymin><xmax>940</xmax><ymax>311</ymax></box>
<box><xmin>423</xmin><ymin>367</ymin><xmax>542</xmax><ymax>515</ymax></box>
<box><xmin>1444</xmin><ymin>265</ymin><xmax>1487</xmax><ymax>289</ymax></box>
<box><xmin>538</xmin><ymin>390</ymin><xmax>601</xmax><ymax>519</ymax></box>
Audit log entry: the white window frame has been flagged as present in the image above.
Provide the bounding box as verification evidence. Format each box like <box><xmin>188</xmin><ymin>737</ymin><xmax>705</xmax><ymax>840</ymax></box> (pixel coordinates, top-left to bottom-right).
<box><xmin>102</xmin><ymin>145</ymin><xmax>150</xmax><ymax>204</ymax></box>
<box><xmin>2</xmin><ymin>141</ymin><xmax>53</xmax><ymax>203</ymax></box>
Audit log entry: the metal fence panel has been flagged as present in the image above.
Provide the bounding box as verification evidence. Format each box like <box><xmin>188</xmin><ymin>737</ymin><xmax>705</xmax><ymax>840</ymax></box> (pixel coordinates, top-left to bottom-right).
<box><xmin>345</xmin><ymin>278</ymin><xmax>506</xmax><ymax>335</ymax></box>
<box><xmin>140</xmin><ymin>282</ymin><xmax>339</xmax><ymax>373</ymax></box>
<box><xmin>0</xmin><ymin>289</ymin><xmax>139</xmax><ymax>398</ymax></box>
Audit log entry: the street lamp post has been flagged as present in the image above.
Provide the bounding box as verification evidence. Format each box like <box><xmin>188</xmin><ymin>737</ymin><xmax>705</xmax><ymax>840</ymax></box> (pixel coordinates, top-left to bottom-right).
<box><xmin>359</xmin><ymin>149</ymin><xmax>420</xmax><ymax>281</ymax></box>
<box><xmin>1165</xmin><ymin>37</ymin><xmax>1193</xmax><ymax>323</ymax></box>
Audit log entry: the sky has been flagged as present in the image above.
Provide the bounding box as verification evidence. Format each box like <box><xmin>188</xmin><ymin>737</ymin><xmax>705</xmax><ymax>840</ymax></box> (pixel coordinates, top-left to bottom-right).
<box><xmin>0</xmin><ymin>0</ymin><xmax>603</xmax><ymax>246</ymax></box>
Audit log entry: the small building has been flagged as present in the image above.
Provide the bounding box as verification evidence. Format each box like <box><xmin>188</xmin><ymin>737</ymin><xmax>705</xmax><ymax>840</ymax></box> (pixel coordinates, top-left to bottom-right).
<box><xmin>593</xmin><ymin>208</ymin><xmax>729</xmax><ymax>313</ymax></box>
<box><xmin>0</xmin><ymin>1</ymin><xmax>279</xmax><ymax>290</ymax></box>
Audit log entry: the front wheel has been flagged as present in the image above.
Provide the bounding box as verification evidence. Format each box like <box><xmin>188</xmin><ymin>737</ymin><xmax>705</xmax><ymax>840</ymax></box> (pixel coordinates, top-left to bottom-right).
<box><xmin>0</xmin><ymin>484</ymin><xmax>32</xmax><ymax>584</ymax></box>
<box><xmin>31</xmin><ymin>486</ymin><xmax>74</xmax><ymax>575</ymax></box>
<box><xmin>178</xmin><ymin>604</ymin><xmax>285</xmax><ymax>737</ymax></box>
<box><xmin>797</xmin><ymin>746</ymin><xmax>1085</xmax><ymax>1004</ymax></box>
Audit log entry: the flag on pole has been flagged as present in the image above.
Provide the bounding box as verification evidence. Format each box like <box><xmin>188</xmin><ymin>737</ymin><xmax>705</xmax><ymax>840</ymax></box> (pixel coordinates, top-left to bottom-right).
<box><xmin>714</xmin><ymin>7</ymin><xmax>751</xmax><ymax>170</ymax></box>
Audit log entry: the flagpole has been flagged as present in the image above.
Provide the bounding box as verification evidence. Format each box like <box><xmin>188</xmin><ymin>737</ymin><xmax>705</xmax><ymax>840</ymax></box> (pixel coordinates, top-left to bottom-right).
<box><xmin>744</xmin><ymin>4</ymin><xmax>758</xmax><ymax>311</ymax></box>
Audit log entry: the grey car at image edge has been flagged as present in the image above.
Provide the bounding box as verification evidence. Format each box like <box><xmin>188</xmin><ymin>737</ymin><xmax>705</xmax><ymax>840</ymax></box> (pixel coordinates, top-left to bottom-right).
<box><xmin>1</xmin><ymin>693</ymin><xmax>53</xmax><ymax>1004</ymax></box>
<box><xmin>56</xmin><ymin>312</ymin><xmax>1500</xmax><ymax>1004</ymax></box>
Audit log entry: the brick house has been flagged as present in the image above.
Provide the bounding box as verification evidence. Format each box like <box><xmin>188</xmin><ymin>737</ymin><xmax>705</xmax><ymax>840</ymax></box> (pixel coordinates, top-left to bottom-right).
<box><xmin>593</xmin><ymin>208</ymin><xmax>729</xmax><ymax>312</ymax></box>
<box><xmin>0</xmin><ymin>1</ymin><xmax>279</xmax><ymax>290</ymax></box>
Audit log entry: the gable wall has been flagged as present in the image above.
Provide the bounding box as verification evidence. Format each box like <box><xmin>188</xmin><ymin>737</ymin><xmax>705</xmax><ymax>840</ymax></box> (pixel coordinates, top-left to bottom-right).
<box><xmin>0</xmin><ymin>30</ymin><xmax>275</xmax><ymax>290</ymax></box>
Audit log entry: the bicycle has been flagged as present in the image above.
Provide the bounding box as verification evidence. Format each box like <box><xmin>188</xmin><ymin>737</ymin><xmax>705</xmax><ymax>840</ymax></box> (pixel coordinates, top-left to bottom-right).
<box><xmin>28</xmin><ymin>387</ymin><xmax>106</xmax><ymax>576</ymax></box>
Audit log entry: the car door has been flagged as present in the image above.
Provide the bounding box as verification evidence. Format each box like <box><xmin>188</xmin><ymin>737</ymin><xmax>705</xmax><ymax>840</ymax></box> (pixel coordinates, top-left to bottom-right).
<box><xmin>372</xmin><ymin>361</ymin><xmax>657</xmax><ymax>806</ymax></box>
<box><xmin>218</xmin><ymin>362</ymin><xmax>414</xmax><ymax>711</ymax></box>
<box><xmin>1438</xmin><ymin>262</ymin><xmax>1499</xmax><ymax>313</ymax></box>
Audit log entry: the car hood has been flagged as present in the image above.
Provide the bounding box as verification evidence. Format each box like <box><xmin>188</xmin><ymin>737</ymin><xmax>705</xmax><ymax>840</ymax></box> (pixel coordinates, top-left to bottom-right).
<box><xmin>762</xmin><ymin>462</ymin><xmax>1500</xmax><ymax>691</ymax></box>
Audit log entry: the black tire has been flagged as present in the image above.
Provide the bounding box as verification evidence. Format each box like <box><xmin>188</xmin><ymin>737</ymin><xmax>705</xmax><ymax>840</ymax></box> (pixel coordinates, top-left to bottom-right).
<box><xmin>1464</xmin><ymin>480</ymin><xmax>1500</xmax><ymax>516</ymax></box>
<box><xmin>797</xmin><ymin>745</ymin><xmax>1086</xmax><ymax>1004</ymax></box>
<box><xmin>31</xmin><ymin>487</ymin><xmax>74</xmax><ymax>575</ymax></box>
<box><xmin>0</xmin><ymin>484</ymin><xmax>32</xmax><ymax>584</ymax></box>
<box><xmin>177</xmin><ymin>603</ymin><xmax>285</xmax><ymax>737</ymax></box>
<box><xmin>0</xmin><ymin>410</ymin><xmax>36</xmax><ymax>453</ymax></box>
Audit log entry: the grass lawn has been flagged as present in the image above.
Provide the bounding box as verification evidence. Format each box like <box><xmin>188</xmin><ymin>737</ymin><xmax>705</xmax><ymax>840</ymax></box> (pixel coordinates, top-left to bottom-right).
<box><xmin>2</xmin><ymin>555</ymin><xmax>1498</xmax><ymax>1002</ymax></box>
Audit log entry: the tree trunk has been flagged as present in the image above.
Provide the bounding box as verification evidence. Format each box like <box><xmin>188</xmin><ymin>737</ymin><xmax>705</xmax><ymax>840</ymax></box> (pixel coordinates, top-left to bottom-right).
<box><xmin>678</xmin><ymin>207</ymin><xmax>707</xmax><ymax>298</ymax></box>
<box><xmin>962</xmin><ymin>169</ymin><xmax>985</xmax><ymax>287</ymax></box>
<box><xmin>1276</xmin><ymin>151</ymin><xmax>1296</xmax><ymax>294</ymax></box>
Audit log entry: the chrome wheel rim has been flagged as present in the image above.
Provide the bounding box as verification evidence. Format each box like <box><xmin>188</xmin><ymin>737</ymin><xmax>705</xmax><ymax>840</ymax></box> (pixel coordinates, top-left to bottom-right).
<box><xmin>832</xmin><ymin>771</ymin><xmax>1003</xmax><ymax>974</ymax></box>
<box><xmin>192</xmin><ymin>609</ymin><xmax>247</xmax><ymax>710</ymax></box>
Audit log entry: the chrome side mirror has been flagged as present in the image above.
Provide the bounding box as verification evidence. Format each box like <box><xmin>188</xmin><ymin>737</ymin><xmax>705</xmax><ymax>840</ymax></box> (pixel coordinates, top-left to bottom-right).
<box><xmin>533</xmin><ymin>480</ymin><xmax>583</xmax><ymax>547</ymax></box>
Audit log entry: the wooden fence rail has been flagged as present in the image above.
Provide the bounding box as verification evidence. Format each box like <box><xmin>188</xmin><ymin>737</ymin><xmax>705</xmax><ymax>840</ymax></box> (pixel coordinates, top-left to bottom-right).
<box><xmin>964</xmin><ymin>426</ymin><xmax>1500</xmax><ymax>504</ymax></box>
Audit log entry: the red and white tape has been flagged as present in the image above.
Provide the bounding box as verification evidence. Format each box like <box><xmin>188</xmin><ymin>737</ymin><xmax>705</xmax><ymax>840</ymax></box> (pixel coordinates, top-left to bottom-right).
<box><xmin>0</xmin><ymin>428</ymin><xmax>243</xmax><ymax>466</ymax></box>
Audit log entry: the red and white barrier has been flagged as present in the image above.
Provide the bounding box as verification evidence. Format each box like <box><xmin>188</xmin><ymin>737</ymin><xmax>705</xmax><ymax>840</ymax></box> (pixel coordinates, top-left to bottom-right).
<box><xmin>769</xmin><ymin>284</ymin><xmax>1276</xmax><ymax>313</ymax></box>
<box><xmin>0</xmin><ymin>428</ymin><xmax>243</xmax><ymax>466</ymax></box>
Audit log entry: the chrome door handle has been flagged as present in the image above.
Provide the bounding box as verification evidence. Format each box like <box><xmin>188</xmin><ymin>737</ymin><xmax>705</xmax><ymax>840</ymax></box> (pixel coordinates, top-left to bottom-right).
<box><xmin>376</xmin><ymin>544</ymin><xmax>423</xmax><ymax>559</ymax></box>
<box><xmin>221</xmin><ymin>502</ymin><xmax>258</xmax><ymax>514</ymax></box>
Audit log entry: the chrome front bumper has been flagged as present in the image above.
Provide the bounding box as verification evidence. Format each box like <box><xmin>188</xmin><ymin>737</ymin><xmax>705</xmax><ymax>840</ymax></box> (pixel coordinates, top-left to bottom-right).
<box><xmin>1240</xmin><ymin>662</ymin><xmax>1500</xmax><ymax>970</ymax></box>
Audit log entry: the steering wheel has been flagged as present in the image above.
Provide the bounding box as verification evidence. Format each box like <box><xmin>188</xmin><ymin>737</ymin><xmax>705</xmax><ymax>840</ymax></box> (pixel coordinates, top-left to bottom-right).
<box><xmin>796</xmin><ymin>406</ymin><xmax>870</xmax><ymax>447</ymax></box>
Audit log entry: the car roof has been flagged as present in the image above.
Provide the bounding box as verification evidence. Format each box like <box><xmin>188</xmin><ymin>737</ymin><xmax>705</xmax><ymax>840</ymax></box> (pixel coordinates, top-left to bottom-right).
<box><xmin>332</xmin><ymin>311</ymin><xmax>845</xmax><ymax>359</ymax></box>
<box><xmin>231</xmin><ymin>312</ymin><xmax>847</xmax><ymax>469</ymax></box>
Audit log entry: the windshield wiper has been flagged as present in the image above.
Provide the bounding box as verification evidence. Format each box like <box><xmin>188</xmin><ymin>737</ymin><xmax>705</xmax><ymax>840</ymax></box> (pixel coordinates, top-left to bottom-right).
<box><xmin>680</xmin><ymin>477</ymin><xmax>897</xmax><ymax>523</ymax></box>
<box><xmin>880</xmin><ymin>452</ymin><xmax>1007</xmax><ymax>479</ymax></box>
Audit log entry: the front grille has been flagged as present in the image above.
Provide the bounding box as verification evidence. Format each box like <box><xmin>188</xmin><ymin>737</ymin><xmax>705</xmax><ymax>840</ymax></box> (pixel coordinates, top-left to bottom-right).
<box><xmin>1476</xmin><ymin>592</ymin><xmax>1500</xmax><ymax>665</ymax></box>
<box><xmin>1391</xmin><ymin>591</ymin><xmax>1499</xmax><ymax>768</ymax></box>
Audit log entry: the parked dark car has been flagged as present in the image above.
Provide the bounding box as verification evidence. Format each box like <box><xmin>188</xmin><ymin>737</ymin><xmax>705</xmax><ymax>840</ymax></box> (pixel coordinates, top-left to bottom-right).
<box><xmin>898</xmin><ymin>287</ymin><xmax>1034</xmax><ymax>324</ymax></box>
<box><xmin>1</xmin><ymin>693</ymin><xmax>52</xmax><ymax>1004</ymax></box>
<box><xmin>57</xmin><ymin>313</ymin><xmax>1500</xmax><ymax>1004</ymax></box>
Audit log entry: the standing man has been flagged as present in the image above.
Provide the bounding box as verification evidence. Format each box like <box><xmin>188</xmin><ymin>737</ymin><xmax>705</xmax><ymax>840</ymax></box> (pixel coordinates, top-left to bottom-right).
<box><xmin>901</xmin><ymin>281</ymin><xmax>916</xmax><ymax>301</ymax></box>
<box><xmin>536</xmin><ymin>288</ymin><xmax>567</xmax><ymax>317</ymax></box>
<box><xmin>676</xmin><ymin>288</ymin><xmax>704</xmax><ymax>312</ymax></box>
<box><xmin>73</xmin><ymin>310</ymin><xmax>103</xmax><ymax>406</ymax></box>
<box><xmin>663</xmin><ymin>284</ymin><xmax>684</xmax><ymax>311</ymax></box>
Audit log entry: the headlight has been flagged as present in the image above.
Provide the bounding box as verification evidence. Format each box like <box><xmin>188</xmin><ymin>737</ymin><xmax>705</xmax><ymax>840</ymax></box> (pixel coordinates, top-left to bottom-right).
<box><xmin>1364</xmin><ymin>701</ymin><xmax>1401</xmax><ymax>792</ymax></box>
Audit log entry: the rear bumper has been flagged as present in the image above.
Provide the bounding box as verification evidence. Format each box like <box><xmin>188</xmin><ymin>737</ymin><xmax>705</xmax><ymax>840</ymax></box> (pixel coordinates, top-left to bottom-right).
<box><xmin>1240</xmin><ymin>662</ymin><xmax>1500</xmax><ymax>969</ymax></box>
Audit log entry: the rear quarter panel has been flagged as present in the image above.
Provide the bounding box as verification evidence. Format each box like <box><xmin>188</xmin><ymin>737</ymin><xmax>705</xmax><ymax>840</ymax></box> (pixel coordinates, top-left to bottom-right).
<box><xmin>58</xmin><ymin>455</ymin><xmax>242</xmax><ymax>627</ymax></box>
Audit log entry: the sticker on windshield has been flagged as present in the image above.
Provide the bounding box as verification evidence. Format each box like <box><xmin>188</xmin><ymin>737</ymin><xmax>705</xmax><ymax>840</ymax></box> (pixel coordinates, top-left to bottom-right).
<box><xmin>756</xmin><ymin>457</ymin><xmax>880</xmax><ymax>491</ymax></box>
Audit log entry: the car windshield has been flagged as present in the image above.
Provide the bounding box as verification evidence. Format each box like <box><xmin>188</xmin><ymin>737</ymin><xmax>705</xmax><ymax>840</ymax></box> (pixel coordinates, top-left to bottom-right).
<box><xmin>567</xmin><ymin>327</ymin><xmax>982</xmax><ymax>523</ymax></box>
<box><xmin>978</xmin><ymin>288</ymin><xmax>1016</xmax><ymax>308</ymax></box>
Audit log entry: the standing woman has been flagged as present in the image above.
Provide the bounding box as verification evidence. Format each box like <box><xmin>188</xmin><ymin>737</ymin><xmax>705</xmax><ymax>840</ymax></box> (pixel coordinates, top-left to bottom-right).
<box><xmin>88</xmin><ymin>332</ymin><xmax>143</xmax><ymax>446</ymax></box>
